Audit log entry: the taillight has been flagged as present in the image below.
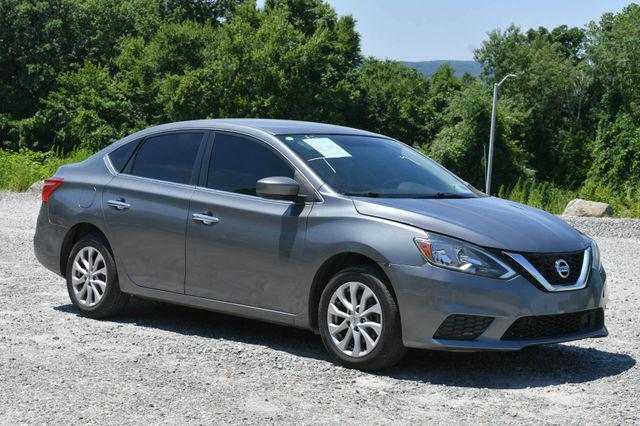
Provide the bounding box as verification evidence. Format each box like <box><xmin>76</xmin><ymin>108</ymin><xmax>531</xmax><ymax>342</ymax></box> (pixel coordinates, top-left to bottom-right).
<box><xmin>42</xmin><ymin>178</ymin><xmax>64</xmax><ymax>202</ymax></box>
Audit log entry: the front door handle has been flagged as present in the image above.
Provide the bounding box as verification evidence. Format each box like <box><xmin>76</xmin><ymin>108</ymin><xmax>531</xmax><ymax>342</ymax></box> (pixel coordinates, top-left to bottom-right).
<box><xmin>107</xmin><ymin>199</ymin><xmax>131</xmax><ymax>210</ymax></box>
<box><xmin>192</xmin><ymin>212</ymin><xmax>219</xmax><ymax>225</ymax></box>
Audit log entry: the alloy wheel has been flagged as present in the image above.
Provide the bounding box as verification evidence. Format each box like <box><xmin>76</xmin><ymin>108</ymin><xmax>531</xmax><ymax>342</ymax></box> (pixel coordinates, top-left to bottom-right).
<box><xmin>326</xmin><ymin>281</ymin><xmax>383</xmax><ymax>357</ymax></box>
<box><xmin>71</xmin><ymin>246</ymin><xmax>107</xmax><ymax>307</ymax></box>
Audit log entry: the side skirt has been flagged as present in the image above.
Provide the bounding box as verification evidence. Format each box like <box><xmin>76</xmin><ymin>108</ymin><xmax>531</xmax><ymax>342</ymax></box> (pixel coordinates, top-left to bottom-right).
<box><xmin>120</xmin><ymin>280</ymin><xmax>308</xmax><ymax>329</ymax></box>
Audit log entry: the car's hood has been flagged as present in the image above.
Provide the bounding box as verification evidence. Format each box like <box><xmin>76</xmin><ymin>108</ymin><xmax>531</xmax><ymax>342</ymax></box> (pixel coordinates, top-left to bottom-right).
<box><xmin>352</xmin><ymin>196</ymin><xmax>586</xmax><ymax>253</ymax></box>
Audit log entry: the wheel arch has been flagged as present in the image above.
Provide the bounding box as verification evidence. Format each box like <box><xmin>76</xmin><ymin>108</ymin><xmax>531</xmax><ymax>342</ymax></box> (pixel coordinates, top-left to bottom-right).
<box><xmin>307</xmin><ymin>251</ymin><xmax>397</xmax><ymax>331</ymax></box>
<box><xmin>59</xmin><ymin>222</ymin><xmax>112</xmax><ymax>277</ymax></box>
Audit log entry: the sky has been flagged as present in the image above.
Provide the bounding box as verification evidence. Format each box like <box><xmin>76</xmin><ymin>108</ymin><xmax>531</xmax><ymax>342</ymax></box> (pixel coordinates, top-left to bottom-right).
<box><xmin>256</xmin><ymin>0</ymin><xmax>632</xmax><ymax>61</ymax></box>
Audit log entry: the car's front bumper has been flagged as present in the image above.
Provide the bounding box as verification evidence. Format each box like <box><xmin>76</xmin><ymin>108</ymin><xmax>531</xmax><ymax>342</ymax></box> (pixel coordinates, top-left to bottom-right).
<box><xmin>385</xmin><ymin>262</ymin><xmax>607</xmax><ymax>351</ymax></box>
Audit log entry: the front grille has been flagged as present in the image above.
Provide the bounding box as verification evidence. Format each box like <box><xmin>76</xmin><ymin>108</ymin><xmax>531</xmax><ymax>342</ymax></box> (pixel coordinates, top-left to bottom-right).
<box><xmin>433</xmin><ymin>314</ymin><xmax>494</xmax><ymax>340</ymax></box>
<box><xmin>502</xmin><ymin>308</ymin><xmax>604</xmax><ymax>340</ymax></box>
<box><xmin>523</xmin><ymin>251</ymin><xmax>584</xmax><ymax>285</ymax></box>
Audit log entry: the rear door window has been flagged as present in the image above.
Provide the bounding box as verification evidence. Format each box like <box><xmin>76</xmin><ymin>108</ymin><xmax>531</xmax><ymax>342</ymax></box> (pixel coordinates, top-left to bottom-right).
<box><xmin>206</xmin><ymin>133</ymin><xmax>294</xmax><ymax>196</ymax></box>
<box><xmin>129</xmin><ymin>132</ymin><xmax>204</xmax><ymax>184</ymax></box>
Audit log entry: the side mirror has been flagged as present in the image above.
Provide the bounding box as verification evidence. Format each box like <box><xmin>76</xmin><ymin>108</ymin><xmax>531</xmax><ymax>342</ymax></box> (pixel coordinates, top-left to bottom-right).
<box><xmin>256</xmin><ymin>176</ymin><xmax>300</xmax><ymax>201</ymax></box>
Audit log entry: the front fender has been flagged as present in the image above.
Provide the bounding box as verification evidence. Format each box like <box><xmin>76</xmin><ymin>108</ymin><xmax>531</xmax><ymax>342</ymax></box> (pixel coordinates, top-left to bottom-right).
<box><xmin>294</xmin><ymin>196</ymin><xmax>429</xmax><ymax>327</ymax></box>
<box><xmin>305</xmin><ymin>197</ymin><xmax>427</xmax><ymax>270</ymax></box>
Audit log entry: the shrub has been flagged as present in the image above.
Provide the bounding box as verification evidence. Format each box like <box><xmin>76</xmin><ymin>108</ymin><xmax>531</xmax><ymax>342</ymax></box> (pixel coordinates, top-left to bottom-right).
<box><xmin>0</xmin><ymin>149</ymin><xmax>90</xmax><ymax>191</ymax></box>
<box><xmin>498</xmin><ymin>178</ymin><xmax>640</xmax><ymax>217</ymax></box>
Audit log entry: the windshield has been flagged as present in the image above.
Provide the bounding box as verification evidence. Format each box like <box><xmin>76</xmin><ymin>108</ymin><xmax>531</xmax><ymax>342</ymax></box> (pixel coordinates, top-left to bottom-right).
<box><xmin>279</xmin><ymin>134</ymin><xmax>479</xmax><ymax>198</ymax></box>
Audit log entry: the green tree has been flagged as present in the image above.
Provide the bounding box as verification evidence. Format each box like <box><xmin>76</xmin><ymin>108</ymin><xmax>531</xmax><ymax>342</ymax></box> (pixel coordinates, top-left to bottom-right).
<box><xmin>348</xmin><ymin>59</ymin><xmax>434</xmax><ymax>147</ymax></box>
<box><xmin>475</xmin><ymin>24</ymin><xmax>594</xmax><ymax>186</ymax></box>
<box><xmin>149</xmin><ymin>0</ymin><xmax>361</xmax><ymax>123</ymax></box>
<box><xmin>80</xmin><ymin>0</ymin><xmax>241</xmax><ymax>63</ymax></box>
<box><xmin>0</xmin><ymin>0</ymin><xmax>89</xmax><ymax>118</ymax></box>
<box><xmin>425</xmin><ymin>64</ymin><xmax>462</xmax><ymax>139</ymax></box>
<box><xmin>587</xmin><ymin>4</ymin><xmax>640</xmax><ymax>120</ymax></box>
<box><xmin>33</xmin><ymin>63</ymin><xmax>143</xmax><ymax>151</ymax></box>
<box><xmin>162</xmin><ymin>0</ymin><xmax>243</xmax><ymax>25</ymax></box>
<box><xmin>587</xmin><ymin>3</ymin><xmax>640</xmax><ymax>187</ymax></box>
<box><xmin>116</xmin><ymin>20</ymin><xmax>215</xmax><ymax>122</ymax></box>
<box><xmin>589</xmin><ymin>113</ymin><xmax>640</xmax><ymax>187</ymax></box>
<box><xmin>429</xmin><ymin>81</ymin><xmax>532</xmax><ymax>189</ymax></box>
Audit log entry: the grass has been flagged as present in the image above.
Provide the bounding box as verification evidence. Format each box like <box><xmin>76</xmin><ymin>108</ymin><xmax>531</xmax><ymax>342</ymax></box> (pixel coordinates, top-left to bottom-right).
<box><xmin>2</xmin><ymin>148</ymin><xmax>638</xmax><ymax>217</ymax></box>
<box><xmin>498</xmin><ymin>178</ymin><xmax>640</xmax><ymax>218</ymax></box>
<box><xmin>0</xmin><ymin>148</ymin><xmax>91</xmax><ymax>191</ymax></box>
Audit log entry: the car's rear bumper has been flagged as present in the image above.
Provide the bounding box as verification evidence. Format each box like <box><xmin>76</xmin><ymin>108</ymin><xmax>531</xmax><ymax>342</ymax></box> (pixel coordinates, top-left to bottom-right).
<box><xmin>33</xmin><ymin>202</ymin><xmax>67</xmax><ymax>277</ymax></box>
<box><xmin>385</xmin><ymin>262</ymin><xmax>607</xmax><ymax>351</ymax></box>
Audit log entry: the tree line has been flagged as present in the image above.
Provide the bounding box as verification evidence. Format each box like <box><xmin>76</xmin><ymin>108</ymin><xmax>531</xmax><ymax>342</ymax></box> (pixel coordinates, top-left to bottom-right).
<box><xmin>0</xmin><ymin>0</ymin><xmax>638</xmax><ymax>194</ymax></box>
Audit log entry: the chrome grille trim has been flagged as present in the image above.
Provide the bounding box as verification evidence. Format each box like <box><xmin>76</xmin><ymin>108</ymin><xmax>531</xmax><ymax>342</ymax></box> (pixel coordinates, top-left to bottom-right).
<box><xmin>504</xmin><ymin>247</ymin><xmax>591</xmax><ymax>292</ymax></box>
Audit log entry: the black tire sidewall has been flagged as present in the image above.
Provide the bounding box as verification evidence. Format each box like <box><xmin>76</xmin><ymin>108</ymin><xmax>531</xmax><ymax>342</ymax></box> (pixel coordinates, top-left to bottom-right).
<box><xmin>318</xmin><ymin>267</ymin><xmax>405</xmax><ymax>370</ymax></box>
<box><xmin>65</xmin><ymin>235</ymin><xmax>119</xmax><ymax>315</ymax></box>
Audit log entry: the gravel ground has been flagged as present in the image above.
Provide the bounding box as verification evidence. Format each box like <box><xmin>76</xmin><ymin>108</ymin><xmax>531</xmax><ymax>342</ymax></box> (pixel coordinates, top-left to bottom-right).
<box><xmin>0</xmin><ymin>190</ymin><xmax>638</xmax><ymax>425</ymax></box>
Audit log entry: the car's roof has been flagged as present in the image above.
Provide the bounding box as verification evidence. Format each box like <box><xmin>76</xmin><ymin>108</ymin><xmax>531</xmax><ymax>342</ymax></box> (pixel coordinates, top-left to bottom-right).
<box><xmin>146</xmin><ymin>119</ymin><xmax>387</xmax><ymax>138</ymax></box>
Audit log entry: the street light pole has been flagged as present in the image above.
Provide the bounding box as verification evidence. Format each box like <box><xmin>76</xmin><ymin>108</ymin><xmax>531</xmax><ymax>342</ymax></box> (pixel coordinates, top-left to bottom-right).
<box><xmin>485</xmin><ymin>73</ymin><xmax>516</xmax><ymax>196</ymax></box>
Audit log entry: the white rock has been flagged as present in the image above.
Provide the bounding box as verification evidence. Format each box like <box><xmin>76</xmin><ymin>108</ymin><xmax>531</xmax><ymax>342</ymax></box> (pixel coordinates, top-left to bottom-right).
<box><xmin>563</xmin><ymin>198</ymin><xmax>614</xmax><ymax>217</ymax></box>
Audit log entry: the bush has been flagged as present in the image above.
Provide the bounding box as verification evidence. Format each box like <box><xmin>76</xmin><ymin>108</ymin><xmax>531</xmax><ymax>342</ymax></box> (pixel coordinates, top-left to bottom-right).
<box><xmin>498</xmin><ymin>178</ymin><xmax>577</xmax><ymax>214</ymax></box>
<box><xmin>498</xmin><ymin>178</ymin><xmax>640</xmax><ymax>217</ymax></box>
<box><xmin>0</xmin><ymin>149</ymin><xmax>90</xmax><ymax>191</ymax></box>
<box><xmin>589</xmin><ymin>113</ymin><xmax>640</xmax><ymax>188</ymax></box>
<box><xmin>578</xmin><ymin>180</ymin><xmax>640</xmax><ymax>218</ymax></box>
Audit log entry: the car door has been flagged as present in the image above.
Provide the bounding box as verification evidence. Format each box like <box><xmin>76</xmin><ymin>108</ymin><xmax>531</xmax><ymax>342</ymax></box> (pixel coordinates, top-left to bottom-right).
<box><xmin>103</xmin><ymin>131</ymin><xmax>207</xmax><ymax>293</ymax></box>
<box><xmin>185</xmin><ymin>132</ymin><xmax>313</xmax><ymax>313</ymax></box>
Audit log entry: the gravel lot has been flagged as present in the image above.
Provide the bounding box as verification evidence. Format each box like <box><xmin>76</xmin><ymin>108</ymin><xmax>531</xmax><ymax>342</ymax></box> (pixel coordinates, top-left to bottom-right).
<box><xmin>0</xmin><ymin>190</ymin><xmax>638</xmax><ymax>425</ymax></box>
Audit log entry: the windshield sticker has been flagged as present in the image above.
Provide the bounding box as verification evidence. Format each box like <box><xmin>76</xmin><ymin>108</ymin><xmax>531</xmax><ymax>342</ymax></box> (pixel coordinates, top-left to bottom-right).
<box><xmin>302</xmin><ymin>137</ymin><xmax>351</xmax><ymax>158</ymax></box>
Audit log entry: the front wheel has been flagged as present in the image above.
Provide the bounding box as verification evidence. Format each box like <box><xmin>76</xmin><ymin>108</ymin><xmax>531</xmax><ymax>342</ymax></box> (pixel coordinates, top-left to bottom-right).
<box><xmin>318</xmin><ymin>266</ymin><xmax>406</xmax><ymax>370</ymax></box>
<box><xmin>66</xmin><ymin>234</ymin><xmax>129</xmax><ymax>318</ymax></box>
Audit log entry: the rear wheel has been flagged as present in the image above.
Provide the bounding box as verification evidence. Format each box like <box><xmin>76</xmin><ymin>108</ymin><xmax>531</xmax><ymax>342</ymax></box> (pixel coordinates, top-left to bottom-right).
<box><xmin>318</xmin><ymin>266</ymin><xmax>406</xmax><ymax>370</ymax></box>
<box><xmin>66</xmin><ymin>234</ymin><xmax>129</xmax><ymax>318</ymax></box>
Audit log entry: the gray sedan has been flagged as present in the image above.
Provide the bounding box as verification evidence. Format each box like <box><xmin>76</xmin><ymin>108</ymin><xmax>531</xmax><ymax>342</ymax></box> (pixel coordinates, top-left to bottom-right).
<box><xmin>34</xmin><ymin>119</ymin><xmax>607</xmax><ymax>370</ymax></box>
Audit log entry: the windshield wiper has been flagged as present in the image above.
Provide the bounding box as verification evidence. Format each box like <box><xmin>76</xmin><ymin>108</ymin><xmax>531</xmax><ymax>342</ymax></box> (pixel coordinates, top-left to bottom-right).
<box><xmin>416</xmin><ymin>192</ymin><xmax>473</xmax><ymax>199</ymax></box>
<box><xmin>342</xmin><ymin>192</ymin><xmax>382</xmax><ymax>198</ymax></box>
<box><xmin>343</xmin><ymin>192</ymin><xmax>473</xmax><ymax>199</ymax></box>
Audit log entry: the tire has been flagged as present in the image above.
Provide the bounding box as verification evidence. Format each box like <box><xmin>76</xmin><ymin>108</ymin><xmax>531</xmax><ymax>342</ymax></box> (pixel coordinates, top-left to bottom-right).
<box><xmin>65</xmin><ymin>234</ymin><xmax>129</xmax><ymax>318</ymax></box>
<box><xmin>318</xmin><ymin>266</ymin><xmax>406</xmax><ymax>370</ymax></box>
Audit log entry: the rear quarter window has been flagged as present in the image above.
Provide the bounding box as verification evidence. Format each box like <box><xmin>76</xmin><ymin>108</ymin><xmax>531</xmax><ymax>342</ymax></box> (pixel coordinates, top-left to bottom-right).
<box><xmin>108</xmin><ymin>140</ymin><xmax>139</xmax><ymax>172</ymax></box>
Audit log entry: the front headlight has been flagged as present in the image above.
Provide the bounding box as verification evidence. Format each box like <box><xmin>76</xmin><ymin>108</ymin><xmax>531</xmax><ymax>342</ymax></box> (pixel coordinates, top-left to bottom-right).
<box><xmin>414</xmin><ymin>233</ymin><xmax>516</xmax><ymax>279</ymax></box>
<box><xmin>577</xmin><ymin>231</ymin><xmax>602</xmax><ymax>271</ymax></box>
<box><xmin>588</xmin><ymin>237</ymin><xmax>602</xmax><ymax>270</ymax></box>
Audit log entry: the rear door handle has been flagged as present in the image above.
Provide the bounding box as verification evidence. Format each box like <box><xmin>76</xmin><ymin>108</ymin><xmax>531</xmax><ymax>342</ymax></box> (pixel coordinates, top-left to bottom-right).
<box><xmin>192</xmin><ymin>212</ymin><xmax>219</xmax><ymax>225</ymax></box>
<box><xmin>107</xmin><ymin>199</ymin><xmax>131</xmax><ymax>210</ymax></box>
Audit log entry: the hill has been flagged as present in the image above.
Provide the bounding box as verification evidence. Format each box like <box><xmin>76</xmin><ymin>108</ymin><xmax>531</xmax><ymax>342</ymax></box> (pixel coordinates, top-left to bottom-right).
<box><xmin>401</xmin><ymin>60</ymin><xmax>482</xmax><ymax>78</ymax></box>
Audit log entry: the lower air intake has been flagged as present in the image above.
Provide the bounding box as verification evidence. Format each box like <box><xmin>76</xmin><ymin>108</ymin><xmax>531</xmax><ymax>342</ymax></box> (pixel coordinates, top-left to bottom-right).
<box><xmin>502</xmin><ymin>308</ymin><xmax>604</xmax><ymax>340</ymax></box>
<box><xmin>433</xmin><ymin>314</ymin><xmax>494</xmax><ymax>340</ymax></box>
